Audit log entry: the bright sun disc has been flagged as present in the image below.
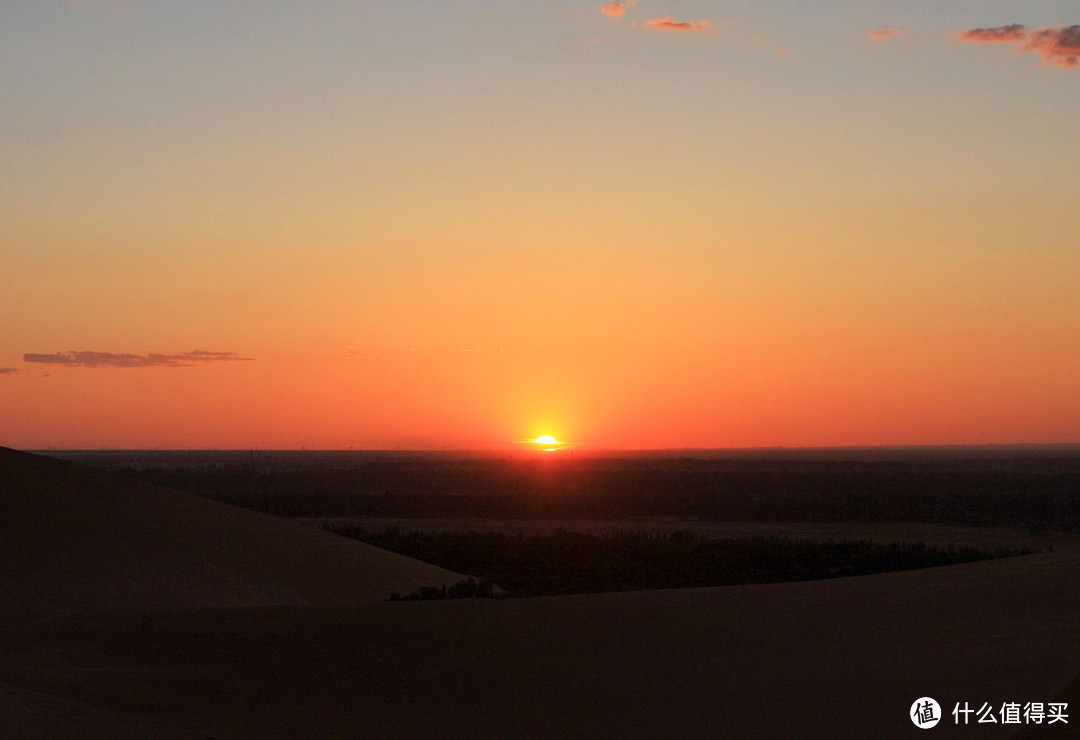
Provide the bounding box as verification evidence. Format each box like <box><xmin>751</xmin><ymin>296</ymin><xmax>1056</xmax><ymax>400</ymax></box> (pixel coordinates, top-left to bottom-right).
<box><xmin>535</xmin><ymin>435</ymin><xmax>558</xmax><ymax>445</ymax></box>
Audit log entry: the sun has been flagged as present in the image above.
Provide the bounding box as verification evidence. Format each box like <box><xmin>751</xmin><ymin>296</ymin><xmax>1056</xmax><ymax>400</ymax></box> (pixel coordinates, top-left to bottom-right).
<box><xmin>534</xmin><ymin>435</ymin><xmax>558</xmax><ymax>445</ymax></box>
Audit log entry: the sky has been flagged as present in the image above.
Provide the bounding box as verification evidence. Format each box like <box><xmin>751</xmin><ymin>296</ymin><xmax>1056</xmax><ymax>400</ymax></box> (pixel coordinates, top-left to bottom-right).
<box><xmin>2</xmin><ymin>1</ymin><xmax>1079</xmax><ymax>450</ymax></box>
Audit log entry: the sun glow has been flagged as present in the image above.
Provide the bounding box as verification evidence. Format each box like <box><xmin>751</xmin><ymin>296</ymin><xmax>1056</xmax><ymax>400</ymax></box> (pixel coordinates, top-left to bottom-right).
<box><xmin>534</xmin><ymin>435</ymin><xmax>558</xmax><ymax>445</ymax></box>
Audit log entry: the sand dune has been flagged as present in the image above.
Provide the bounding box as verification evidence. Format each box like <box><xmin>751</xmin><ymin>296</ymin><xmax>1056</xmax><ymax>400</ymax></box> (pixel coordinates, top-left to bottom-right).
<box><xmin>0</xmin><ymin>447</ymin><xmax>464</xmax><ymax>616</ymax></box>
<box><xmin>2</xmin><ymin>448</ymin><xmax>1078</xmax><ymax>738</ymax></box>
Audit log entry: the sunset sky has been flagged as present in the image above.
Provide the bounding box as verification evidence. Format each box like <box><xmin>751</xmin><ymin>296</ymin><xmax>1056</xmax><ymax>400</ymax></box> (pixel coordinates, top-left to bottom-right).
<box><xmin>2</xmin><ymin>1</ymin><xmax>1079</xmax><ymax>450</ymax></box>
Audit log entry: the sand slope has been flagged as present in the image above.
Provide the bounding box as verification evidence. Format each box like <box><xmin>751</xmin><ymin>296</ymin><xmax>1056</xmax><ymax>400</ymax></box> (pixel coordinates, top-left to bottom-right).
<box><xmin>4</xmin><ymin>551</ymin><xmax>1080</xmax><ymax>739</ymax></box>
<box><xmin>2</xmin><ymin>447</ymin><xmax>1078</xmax><ymax>739</ymax></box>
<box><xmin>0</xmin><ymin>447</ymin><xmax>465</xmax><ymax>615</ymax></box>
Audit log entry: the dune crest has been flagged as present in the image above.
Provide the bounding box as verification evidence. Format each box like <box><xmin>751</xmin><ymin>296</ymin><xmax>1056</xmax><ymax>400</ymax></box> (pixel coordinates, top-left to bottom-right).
<box><xmin>0</xmin><ymin>447</ymin><xmax>464</xmax><ymax>616</ymax></box>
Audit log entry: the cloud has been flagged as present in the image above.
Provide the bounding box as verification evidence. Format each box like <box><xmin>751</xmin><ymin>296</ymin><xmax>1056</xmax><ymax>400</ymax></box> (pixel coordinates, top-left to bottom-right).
<box><xmin>601</xmin><ymin>1</ymin><xmax>628</xmax><ymax>18</ymax></box>
<box><xmin>0</xmin><ymin>367</ymin><xmax>18</xmax><ymax>375</ymax></box>
<box><xmin>22</xmin><ymin>350</ymin><xmax>255</xmax><ymax>368</ymax></box>
<box><xmin>959</xmin><ymin>24</ymin><xmax>1029</xmax><ymax>43</ymax></box>
<box><xmin>643</xmin><ymin>17</ymin><xmax>712</xmax><ymax>33</ymax></box>
<box><xmin>1023</xmin><ymin>25</ymin><xmax>1080</xmax><ymax>68</ymax></box>
<box><xmin>869</xmin><ymin>27</ymin><xmax>903</xmax><ymax>41</ymax></box>
<box><xmin>959</xmin><ymin>24</ymin><xmax>1080</xmax><ymax>68</ymax></box>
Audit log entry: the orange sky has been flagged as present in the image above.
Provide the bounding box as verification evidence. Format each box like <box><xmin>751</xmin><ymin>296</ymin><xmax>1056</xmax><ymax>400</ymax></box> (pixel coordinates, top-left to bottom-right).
<box><xmin>2</xmin><ymin>2</ymin><xmax>1079</xmax><ymax>449</ymax></box>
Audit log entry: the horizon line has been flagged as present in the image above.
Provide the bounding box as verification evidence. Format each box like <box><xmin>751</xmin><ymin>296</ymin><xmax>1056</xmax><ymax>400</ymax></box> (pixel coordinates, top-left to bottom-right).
<box><xmin>24</xmin><ymin>442</ymin><xmax>1080</xmax><ymax>453</ymax></box>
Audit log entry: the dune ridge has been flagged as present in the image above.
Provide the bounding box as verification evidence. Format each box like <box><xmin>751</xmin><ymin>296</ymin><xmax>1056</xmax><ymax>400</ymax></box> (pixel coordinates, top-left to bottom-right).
<box><xmin>0</xmin><ymin>447</ymin><xmax>465</xmax><ymax>616</ymax></box>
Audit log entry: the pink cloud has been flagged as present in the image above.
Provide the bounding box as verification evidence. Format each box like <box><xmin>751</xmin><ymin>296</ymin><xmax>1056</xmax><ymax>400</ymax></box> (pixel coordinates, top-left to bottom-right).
<box><xmin>601</xmin><ymin>1</ymin><xmax>627</xmax><ymax>18</ymax></box>
<box><xmin>960</xmin><ymin>24</ymin><xmax>1080</xmax><ymax>69</ymax></box>
<box><xmin>643</xmin><ymin>17</ymin><xmax>712</xmax><ymax>33</ymax></box>
<box><xmin>1023</xmin><ymin>25</ymin><xmax>1080</xmax><ymax>68</ymax></box>
<box><xmin>959</xmin><ymin>24</ymin><xmax>1028</xmax><ymax>43</ymax></box>
<box><xmin>869</xmin><ymin>27</ymin><xmax>903</xmax><ymax>41</ymax></box>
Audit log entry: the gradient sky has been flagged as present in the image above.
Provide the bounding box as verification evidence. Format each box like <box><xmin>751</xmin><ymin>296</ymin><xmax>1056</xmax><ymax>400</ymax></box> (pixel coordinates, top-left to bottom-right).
<box><xmin>2</xmin><ymin>1</ymin><xmax>1079</xmax><ymax>449</ymax></box>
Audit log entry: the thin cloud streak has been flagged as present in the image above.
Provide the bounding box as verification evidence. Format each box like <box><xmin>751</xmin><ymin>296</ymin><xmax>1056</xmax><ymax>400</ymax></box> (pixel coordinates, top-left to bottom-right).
<box><xmin>0</xmin><ymin>368</ymin><xmax>19</xmax><ymax>375</ymax></box>
<box><xmin>869</xmin><ymin>27</ymin><xmax>903</xmax><ymax>41</ymax></box>
<box><xmin>23</xmin><ymin>350</ymin><xmax>255</xmax><ymax>368</ymax></box>
<box><xmin>959</xmin><ymin>24</ymin><xmax>1028</xmax><ymax>43</ymax></box>
<box><xmin>643</xmin><ymin>17</ymin><xmax>712</xmax><ymax>33</ymax></box>
<box><xmin>960</xmin><ymin>24</ymin><xmax>1080</xmax><ymax>69</ymax></box>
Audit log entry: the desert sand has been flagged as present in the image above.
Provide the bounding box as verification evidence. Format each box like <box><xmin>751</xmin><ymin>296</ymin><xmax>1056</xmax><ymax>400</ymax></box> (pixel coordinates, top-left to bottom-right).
<box><xmin>2</xmin><ymin>447</ymin><xmax>1078</xmax><ymax>738</ymax></box>
<box><xmin>0</xmin><ymin>446</ymin><xmax>465</xmax><ymax>616</ymax></box>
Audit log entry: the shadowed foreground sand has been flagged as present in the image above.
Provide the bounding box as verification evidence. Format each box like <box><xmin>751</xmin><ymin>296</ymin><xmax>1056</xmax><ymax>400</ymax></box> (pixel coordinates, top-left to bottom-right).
<box><xmin>2</xmin><ymin>447</ymin><xmax>1078</xmax><ymax>738</ymax></box>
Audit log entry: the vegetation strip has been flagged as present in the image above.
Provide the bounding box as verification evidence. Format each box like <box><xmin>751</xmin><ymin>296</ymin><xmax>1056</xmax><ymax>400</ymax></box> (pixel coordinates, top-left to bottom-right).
<box><xmin>323</xmin><ymin>525</ymin><xmax>1039</xmax><ymax>599</ymax></box>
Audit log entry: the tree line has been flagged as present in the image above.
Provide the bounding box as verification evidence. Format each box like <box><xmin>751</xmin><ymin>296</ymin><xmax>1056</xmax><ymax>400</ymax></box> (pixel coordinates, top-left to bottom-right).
<box><xmin>325</xmin><ymin>525</ymin><xmax>1038</xmax><ymax>599</ymax></box>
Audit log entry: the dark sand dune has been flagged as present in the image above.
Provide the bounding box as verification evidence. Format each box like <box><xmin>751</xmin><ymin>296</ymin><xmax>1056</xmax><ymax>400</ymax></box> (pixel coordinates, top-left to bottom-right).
<box><xmin>2</xmin><ymin>448</ymin><xmax>1079</xmax><ymax>738</ymax></box>
<box><xmin>0</xmin><ymin>447</ymin><xmax>464</xmax><ymax>615</ymax></box>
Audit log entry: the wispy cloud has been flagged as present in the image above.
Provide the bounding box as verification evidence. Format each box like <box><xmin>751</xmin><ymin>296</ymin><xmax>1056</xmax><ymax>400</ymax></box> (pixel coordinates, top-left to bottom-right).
<box><xmin>600</xmin><ymin>1</ymin><xmax>631</xmax><ymax>19</ymax></box>
<box><xmin>598</xmin><ymin>3</ymin><xmax>718</xmax><ymax>39</ymax></box>
<box><xmin>0</xmin><ymin>367</ymin><xmax>18</xmax><ymax>376</ymax></box>
<box><xmin>643</xmin><ymin>17</ymin><xmax>712</xmax><ymax>33</ymax></box>
<box><xmin>23</xmin><ymin>350</ymin><xmax>255</xmax><ymax>368</ymax></box>
<box><xmin>869</xmin><ymin>27</ymin><xmax>903</xmax><ymax>41</ymax></box>
<box><xmin>959</xmin><ymin>24</ymin><xmax>1029</xmax><ymax>43</ymax></box>
<box><xmin>749</xmin><ymin>37</ymin><xmax>793</xmax><ymax>57</ymax></box>
<box><xmin>960</xmin><ymin>24</ymin><xmax>1080</xmax><ymax>69</ymax></box>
